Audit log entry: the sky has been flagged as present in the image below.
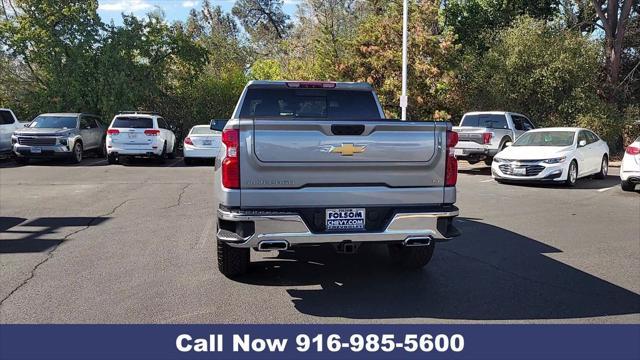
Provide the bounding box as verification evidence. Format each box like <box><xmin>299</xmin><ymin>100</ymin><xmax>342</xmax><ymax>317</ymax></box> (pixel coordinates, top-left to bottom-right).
<box><xmin>97</xmin><ymin>0</ymin><xmax>300</xmax><ymax>25</ymax></box>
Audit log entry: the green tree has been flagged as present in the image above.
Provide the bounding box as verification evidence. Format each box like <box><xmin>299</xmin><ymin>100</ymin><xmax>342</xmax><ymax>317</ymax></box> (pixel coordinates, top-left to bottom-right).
<box><xmin>462</xmin><ymin>17</ymin><xmax>620</xmax><ymax>141</ymax></box>
<box><xmin>342</xmin><ymin>0</ymin><xmax>461</xmax><ymax>119</ymax></box>
<box><xmin>232</xmin><ymin>0</ymin><xmax>292</xmax><ymax>53</ymax></box>
<box><xmin>444</xmin><ymin>0</ymin><xmax>559</xmax><ymax>51</ymax></box>
<box><xmin>0</xmin><ymin>0</ymin><xmax>103</xmax><ymax>116</ymax></box>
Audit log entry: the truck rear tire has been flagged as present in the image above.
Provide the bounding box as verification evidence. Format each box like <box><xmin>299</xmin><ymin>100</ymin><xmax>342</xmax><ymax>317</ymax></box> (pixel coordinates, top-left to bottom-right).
<box><xmin>388</xmin><ymin>242</ymin><xmax>435</xmax><ymax>269</ymax></box>
<box><xmin>217</xmin><ymin>238</ymin><xmax>250</xmax><ymax>277</ymax></box>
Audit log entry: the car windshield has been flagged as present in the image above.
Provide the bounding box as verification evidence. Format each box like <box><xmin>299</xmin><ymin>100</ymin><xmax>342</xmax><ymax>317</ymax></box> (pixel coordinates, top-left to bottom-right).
<box><xmin>112</xmin><ymin>117</ymin><xmax>153</xmax><ymax>128</ymax></box>
<box><xmin>190</xmin><ymin>127</ymin><xmax>215</xmax><ymax>135</ymax></box>
<box><xmin>29</xmin><ymin>115</ymin><xmax>77</xmax><ymax>129</ymax></box>
<box><xmin>513</xmin><ymin>131</ymin><xmax>575</xmax><ymax>147</ymax></box>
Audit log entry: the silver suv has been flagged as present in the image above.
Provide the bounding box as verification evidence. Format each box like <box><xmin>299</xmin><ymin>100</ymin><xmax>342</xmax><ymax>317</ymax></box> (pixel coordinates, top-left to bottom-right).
<box><xmin>12</xmin><ymin>113</ymin><xmax>106</xmax><ymax>165</ymax></box>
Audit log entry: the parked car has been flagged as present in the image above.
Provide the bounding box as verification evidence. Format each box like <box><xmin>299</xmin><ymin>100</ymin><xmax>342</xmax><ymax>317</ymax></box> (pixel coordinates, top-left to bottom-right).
<box><xmin>183</xmin><ymin>124</ymin><xmax>221</xmax><ymax>165</ymax></box>
<box><xmin>453</xmin><ymin>111</ymin><xmax>535</xmax><ymax>165</ymax></box>
<box><xmin>491</xmin><ymin>127</ymin><xmax>609</xmax><ymax>186</ymax></box>
<box><xmin>12</xmin><ymin>113</ymin><xmax>106</xmax><ymax>165</ymax></box>
<box><xmin>106</xmin><ymin>112</ymin><xmax>177</xmax><ymax>164</ymax></box>
<box><xmin>212</xmin><ymin>80</ymin><xmax>460</xmax><ymax>277</ymax></box>
<box><xmin>620</xmin><ymin>136</ymin><xmax>639</xmax><ymax>192</ymax></box>
<box><xmin>1</xmin><ymin>108</ymin><xmax>25</xmax><ymax>155</ymax></box>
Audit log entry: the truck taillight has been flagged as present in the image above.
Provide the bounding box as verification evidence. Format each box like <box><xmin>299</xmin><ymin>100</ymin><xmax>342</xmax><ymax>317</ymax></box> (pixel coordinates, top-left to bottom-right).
<box><xmin>222</xmin><ymin>129</ymin><xmax>240</xmax><ymax>189</ymax></box>
<box><xmin>107</xmin><ymin>129</ymin><xmax>119</xmax><ymax>135</ymax></box>
<box><xmin>446</xmin><ymin>130</ymin><xmax>458</xmax><ymax>187</ymax></box>
<box><xmin>626</xmin><ymin>146</ymin><xmax>640</xmax><ymax>155</ymax></box>
<box><xmin>144</xmin><ymin>129</ymin><xmax>160</xmax><ymax>136</ymax></box>
<box><xmin>482</xmin><ymin>132</ymin><xmax>492</xmax><ymax>144</ymax></box>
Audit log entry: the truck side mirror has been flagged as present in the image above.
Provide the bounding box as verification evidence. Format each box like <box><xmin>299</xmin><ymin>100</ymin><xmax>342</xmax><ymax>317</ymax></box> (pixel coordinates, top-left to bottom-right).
<box><xmin>210</xmin><ymin>119</ymin><xmax>227</xmax><ymax>132</ymax></box>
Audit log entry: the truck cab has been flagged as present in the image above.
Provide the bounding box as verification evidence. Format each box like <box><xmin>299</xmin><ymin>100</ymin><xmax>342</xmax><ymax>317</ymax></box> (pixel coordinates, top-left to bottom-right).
<box><xmin>452</xmin><ymin>111</ymin><xmax>535</xmax><ymax>165</ymax></box>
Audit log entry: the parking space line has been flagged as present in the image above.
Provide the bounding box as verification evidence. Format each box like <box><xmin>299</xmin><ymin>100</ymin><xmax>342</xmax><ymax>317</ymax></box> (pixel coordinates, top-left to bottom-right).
<box><xmin>480</xmin><ymin>179</ymin><xmax>494</xmax><ymax>183</ymax></box>
<box><xmin>597</xmin><ymin>186</ymin><xmax>616</xmax><ymax>193</ymax></box>
<box><xmin>197</xmin><ymin>217</ymin><xmax>214</xmax><ymax>249</ymax></box>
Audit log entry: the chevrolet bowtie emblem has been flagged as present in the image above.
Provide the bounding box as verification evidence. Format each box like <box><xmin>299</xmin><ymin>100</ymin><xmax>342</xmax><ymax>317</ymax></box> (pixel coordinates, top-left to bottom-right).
<box><xmin>329</xmin><ymin>143</ymin><xmax>366</xmax><ymax>156</ymax></box>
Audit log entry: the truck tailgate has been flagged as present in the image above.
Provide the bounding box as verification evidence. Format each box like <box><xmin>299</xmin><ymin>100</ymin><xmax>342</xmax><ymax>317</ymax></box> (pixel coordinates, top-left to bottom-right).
<box><xmin>239</xmin><ymin>119</ymin><xmax>448</xmax><ymax>208</ymax></box>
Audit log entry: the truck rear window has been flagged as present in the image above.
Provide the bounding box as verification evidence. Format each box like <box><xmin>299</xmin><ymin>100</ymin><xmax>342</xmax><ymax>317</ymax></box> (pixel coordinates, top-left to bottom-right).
<box><xmin>239</xmin><ymin>89</ymin><xmax>382</xmax><ymax>120</ymax></box>
<box><xmin>461</xmin><ymin>114</ymin><xmax>508</xmax><ymax>129</ymax></box>
<box><xmin>112</xmin><ymin>117</ymin><xmax>153</xmax><ymax>128</ymax></box>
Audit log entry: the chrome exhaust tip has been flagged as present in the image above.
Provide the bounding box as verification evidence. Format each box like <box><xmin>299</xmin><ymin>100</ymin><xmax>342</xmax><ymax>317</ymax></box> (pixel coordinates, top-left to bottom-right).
<box><xmin>257</xmin><ymin>240</ymin><xmax>289</xmax><ymax>251</ymax></box>
<box><xmin>403</xmin><ymin>236</ymin><xmax>432</xmax><ymax>247</ymax></box>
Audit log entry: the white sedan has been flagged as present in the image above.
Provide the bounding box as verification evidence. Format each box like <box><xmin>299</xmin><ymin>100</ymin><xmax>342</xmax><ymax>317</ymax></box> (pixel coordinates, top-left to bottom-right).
<box><xmin>620</xmin><ymin>136</ymin><xmax>639</xmax><ymax>192</ymax></box>
<box><xmin>491</xmin><ymin>127</ymin><xmax>609</xmax><ymax>186</ymax></box>
<box><xmin>183</xmin><ymin>125</ymin><xmax>221</xmax><ymax>165</ymax></box>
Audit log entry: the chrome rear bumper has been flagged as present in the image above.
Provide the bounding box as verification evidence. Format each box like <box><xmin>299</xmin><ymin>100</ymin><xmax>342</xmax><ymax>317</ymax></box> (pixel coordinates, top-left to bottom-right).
<box><xmin>217</xmin><ymin>207</ymin><xmax>459</xmax><ymax>249</ymax></box>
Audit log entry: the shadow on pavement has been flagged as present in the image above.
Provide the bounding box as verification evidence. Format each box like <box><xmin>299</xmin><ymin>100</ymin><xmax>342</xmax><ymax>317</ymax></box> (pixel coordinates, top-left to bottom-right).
<box><xmin>237</xmin><ymin>218</ymin><xmax>640</xmax><ymax>320</ymax></box>
<box><xmin>0</xmin><ymin>216</ymin><xmax>109</xmax><ymax>253</ymax></box>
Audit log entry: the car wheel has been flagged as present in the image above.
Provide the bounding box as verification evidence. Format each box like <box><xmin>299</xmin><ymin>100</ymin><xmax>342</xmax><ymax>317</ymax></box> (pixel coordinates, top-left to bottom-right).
<box><xmin>388</xmin><ymin>241</ymin><xmax>435</xmax><ymax>269</ymax></box>
<box><xmin>107</xmin><ymin>153</ymin><xmax>118</xmax><ymax>164</ymax></box>
<box><xmin>594</xmin><ymin>155</ymin><xmax>608</xmax><ymax>179</ymax></box>
<box><xmin>100</xmin><ymin>138</ymin><xmax>107</xmax><ymax>158</ymax></box>
<box><xmin>70</xmin><ymin>142</ymin><xmax>83</xmax><ymax>164</ymax></box>
<box><xmin>15</xmin><ymin>157</ymin><xmax>29</xmax><ymax>165</ymax></box>
<box><xmin>158</xmin><ymin>143</ymin><xmax>167</xmax><ymax>164</ymax></box>
<box><xmin>167</xmin><ymin>142</ymin><xmax>176</xmax><ymax>159</ymax></box>
<box><xmin>621</xmin><ymin>180</ymin><xmax>635</xmax><ymax>192</ymax></box>
<box><xmin>484</xmin><ymin>157</ymin><xmax>493</xmax><ymax>166</ymax></box>
<box><xmin>217</xmin><ymin>237</ymin><xmax>250</xmax><ymax>278</ymax></box>
<box><xmin>565</xmin><ymin>160</ymin><xmax>578</xmax><ymax>187</ymax></box>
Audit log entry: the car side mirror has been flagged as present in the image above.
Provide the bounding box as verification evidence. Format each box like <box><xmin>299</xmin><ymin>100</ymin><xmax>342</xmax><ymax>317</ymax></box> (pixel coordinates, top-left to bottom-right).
<box><xmin>24</xmin><ymin>123</ymin><xmax>29</xmax><ymax>127</ymax></box>
<box><xmin>505</xmin><ymin>142</ymin><xmax>513</xmax><ymax>147</ymax></box>
<box><xmin>210</xmin><ymin>119</ymin><xmax>227</xmax><ymax>132</ymax></box>
<box><xmin>578</xmin><ymin>140</ymin><xmax>587</xmax><ymax>147</ymax></box>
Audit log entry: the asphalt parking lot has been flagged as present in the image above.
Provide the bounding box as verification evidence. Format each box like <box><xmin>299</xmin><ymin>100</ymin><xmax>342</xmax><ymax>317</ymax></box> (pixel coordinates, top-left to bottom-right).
<box><xmin>0</xmin><ymin>157</ymin><xmax>638</xmax><ymax>324</ymax></box>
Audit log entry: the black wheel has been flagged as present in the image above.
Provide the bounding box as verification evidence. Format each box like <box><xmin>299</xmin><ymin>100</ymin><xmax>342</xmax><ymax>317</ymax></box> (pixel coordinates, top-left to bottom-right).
<box><xmin>107</xmin><ymin>153</ymin><xmax>118</xmax><ymax>164</ymax></box>
<box><xmin>565</xmin><ymin>160</ymin><xmax>578</xmax><ymax>187</ymax></box>
<box><xmin>388</xmin><ymin>242</ymin><xmax>435</xmax><ymax>269</ymax></box>
<box><xmin>70</xmin><ymin>142</ymin><xmax>83</xmax><ymax>164</ymax></box>
<box><xmin>158</xmin><ymin>143</ymin><xmax>167</xmax><ymax>163</ymax></box>
<box><xmin>184</xmin><ymin>157</ymin><xmax>194</xmax><ymax>166</ymax></box>
<box><xmin>484</xmin><ymin>157</ymin><xmax>493</xmax><ymax>166</ymax></box>
<box><xmin>621</xmin><ymin>180</ymin><xmax>635</xmax><ymax>192</ymax></box>
<box><xmin>217</xmin><ymin>237</ymin><xmax>250</xmax><ymax>278</ymax></box>
<box><xmin>167</xmin><ymin>141</ymin><xmax>176</xmax><ymax>159</ymax></box>
<box><xmin>99</xmin><ymin>138</ymin><xmax>107</xmax><ymax>158</ymax></box>
<box><xmin>594</xmin><ymin>155</ymin><xmax>608</xmax><ymax>179</ymax></box>
<box><xmin>15</xmin><ymin>157</ymin><xmax>29</xmax><ymax>165</ymax></box>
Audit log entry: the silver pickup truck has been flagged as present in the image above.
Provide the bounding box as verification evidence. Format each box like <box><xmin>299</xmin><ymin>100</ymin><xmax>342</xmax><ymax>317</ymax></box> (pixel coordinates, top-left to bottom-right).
<box><xmin>452</xmin><ymin>111</ymin><xmax>535</xmax><ymax>165</ymax></box>
<box><xmin>212</xmin><ymin>81</ymin><xmax>460</xmax><ymax>277</ymax></box>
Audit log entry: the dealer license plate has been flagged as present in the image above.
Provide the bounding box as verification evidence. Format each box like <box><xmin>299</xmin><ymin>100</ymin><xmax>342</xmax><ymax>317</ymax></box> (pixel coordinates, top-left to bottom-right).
<box><xmin>30</xmin><ymin>147</ymin><xmax>41</xmax><ymax>154</ymax></box>
<box><xmin>513</xmin><ymin>167</ymin><xmax>527</xmax><ymax>175</ymax></box>
<box><xmin>326</xmin><ymin>208</ymin><xmax>366</xmax><ymax>231</ymax></box>
<box><xmin>202</xmin><ymin>139</ymin><xmax>212</xmax><ymax>146</ymax></box>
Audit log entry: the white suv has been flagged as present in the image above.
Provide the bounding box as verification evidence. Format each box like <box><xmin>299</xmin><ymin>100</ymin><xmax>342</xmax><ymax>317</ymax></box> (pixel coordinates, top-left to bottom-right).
<box><xmin>106</xmin><ymin>112</ymin><xmax>177</xmax><ymax>164</ymax></box>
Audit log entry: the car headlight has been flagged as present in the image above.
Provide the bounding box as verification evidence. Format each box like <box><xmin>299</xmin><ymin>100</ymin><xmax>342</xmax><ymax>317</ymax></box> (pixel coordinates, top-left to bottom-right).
<box><xmin>11</xmin><ymin>135</ymin><xmax>17</xmax><ymax>144</ymax></box>
<box><xmin>493</xmin><ymin>157</ymin><xmax>506</xmax><ymax>163</ymax></box>
<box><xmin>543</xmin><ymin>157</ymin><xmax>566</xmax><ymax>164</ymax></box>
<box><xmin>58</xmin><ymin>137</ymin><xmax>68</xmax><ymax>146</ymax></box>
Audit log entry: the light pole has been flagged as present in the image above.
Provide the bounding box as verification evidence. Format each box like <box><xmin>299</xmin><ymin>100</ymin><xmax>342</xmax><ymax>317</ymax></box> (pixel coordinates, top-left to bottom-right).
<box><xmin>400</xmin><ymin>0</ymin><xmax>408</xmax><ymax>120</ymax></box>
